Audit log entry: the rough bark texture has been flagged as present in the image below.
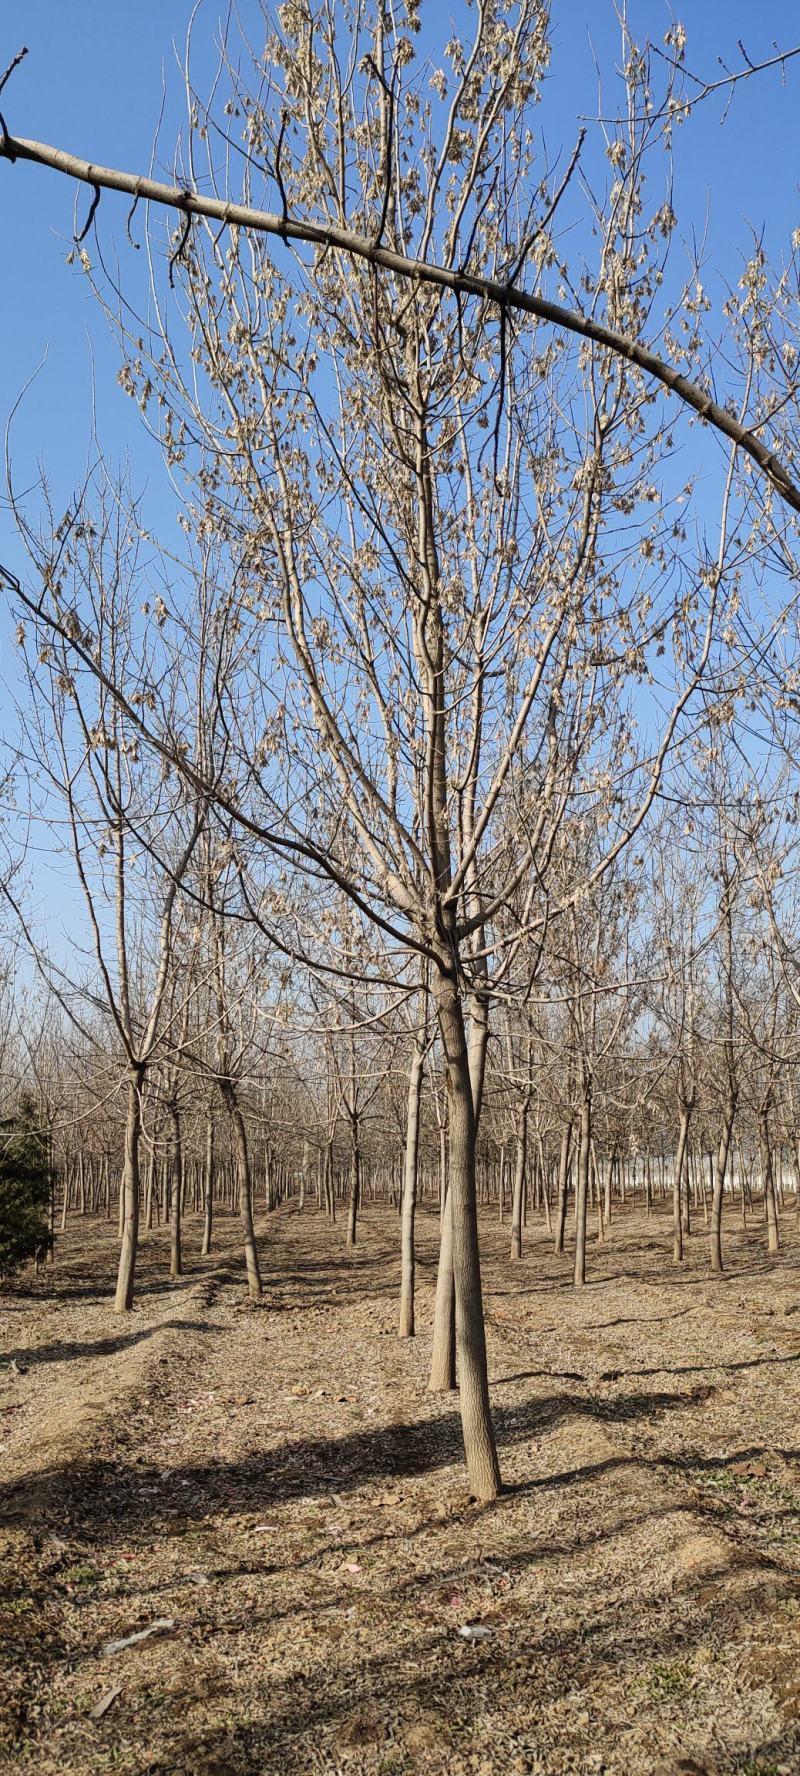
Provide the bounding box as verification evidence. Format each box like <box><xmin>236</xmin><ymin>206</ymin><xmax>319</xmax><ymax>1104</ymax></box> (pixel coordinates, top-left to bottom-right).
<box><xmin>221</xmin><ymin>1083</ymin><xmax>262</xmax><ymax>1297</ymax></box>
<box><xmin>673</xmin><ymin>1107</ymin><xmax>691</xmax><ymax>1265</ymax></box>
<box><xmin>554</xmin><ymin>1122</ymin><xmax>571</xmax><ymax>1256</ymax></box>
<box><xmin>428</xmin><ymin>1190</ymin><xmax>456</xmax><ymax>1391</ymax></box>
<box><xmin>759</xmin><ymin>1112</ymin><xmax>780</xmax><ymax>1255</ymax></box>
<box><xmin>399</xmin><ymin>1045</ymin><xmax>424</xmax><ymax>1338</ymax></box>
<box><xmin>346</xmin><ymin>1143</ymin><xmax>360</xmax><ymax>1249</ymax></box>
<box><xmin>433</xmin><ymin>968</ymin><xmax>501</xmax><ymax>1501</ymax></box>
<box><xmin>113</xmin><ymin>1070</ymin><xmax>142</xmax><ymax>1313</ymax></box>
<box><xmin>201</xmin><ymin>1112</ymin><xmax>214</xmax><ymax>1257</ymax></box>
<box><xmin>710</xmin><ymin>1108</ymin><xmax>735</xmax><ymax>1274</ymax></box>
<box><xmin>511</xmin><ymin>1101</ymin><xmax>528</xmax><ymax>1261</ymax></box>
<box><xmin>573</xmin><ymin>1091</ymin><xmax>592</xmax><ymax>1288</ymax></box>
<box><xmin>167</xmin><ymin>1100</ymin><xmax>183</xmax><ymax>1280</ymax></box>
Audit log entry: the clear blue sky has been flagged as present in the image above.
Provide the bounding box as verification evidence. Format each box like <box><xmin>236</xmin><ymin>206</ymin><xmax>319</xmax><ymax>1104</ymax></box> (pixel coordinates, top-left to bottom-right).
<box><xmin>0</xmin><ymin>1</ymin><xmax>798</xmax><ymax>952</ymax></box>
<box><xmin>1</xmin><ymin>1</ymin><xmax>798</xmax><ymax>569</ymax></box>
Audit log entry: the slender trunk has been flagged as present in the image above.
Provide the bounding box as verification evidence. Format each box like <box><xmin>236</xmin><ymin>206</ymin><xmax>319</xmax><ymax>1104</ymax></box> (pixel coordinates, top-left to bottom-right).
<box><xmin>433</xmin><ymin>968</ymin><xmax>500</xmax><ymax>1501</ymax></box>
<box><xmin>221</xmin><ymin>1084</ymin><xmax>262</xmax><ymax>1296</ymax></box>
<box><xmin>554</xmin><ymin>1122</ymin><xmax>571</xmax><ymax>1255</ymax></box>
<box><xmin>540</xmin><ymin>1139</ymin><xmax>552</xmax><ymax>1235</ymax></box>
<box><xmin>603</xmin><ymin>1148</ymin><xmax>612</xmax><ymax>1235</ymax></box>
<box><xmin>399</xmin><ymin>1044</ymin><xmax>424</xmax><ymax>1338</ymax></box>
<box><xmin>710</xmin><ymin>1106</ymin><xmax>735</xmax><ymax>1274</ymax></box>
<box><xmin>46</xmin><ymin>1135</ymin><xmax>55</xmax><ymax>1262</ymax></box>
<box><xmin>346</xmin><ymin>1137</ymin><xmax>360</xmax><ymax>1248</ymax></box>
<box><xmin>168</xmin><ymin>1099</ymin><xmax>183</xmax><ymax>1279</ymax></box>
<box><xmin>325</xmin><ymin>1141</ymin><xmax>336</xmax><ymax>1221</ymax></box>
<box><xmin>201</xmin><ymin>1111</ymin><xmax>214</xmax><ymax>1256</ymax></box>
<box><xmin>759</xmin><ymin>1110</ymin><xmax>780</xmax><ymax>1255</ymax></box>
<box><xmin>510</xmin><ymin>1099</ymin><xmax>528</xmax><ymax>1261</ymax></box>
<box><xmin>429</xmin><ymin>1188</ymin><xmax>456</xmax><ymax>1390</ymax></box>
<box><xmin>114</xmin><ymin>1069</ymin><xmax>143</xmax><ymax>1313</ymax></box>
<box><xmin>144</xmin><ymin>1149</ymin><xmax>154</xmax><ymax>1233</ymax></box>
<box><xmin>573</xmin><ymin>1088</ymin><xmax>592</xmax><ymax>1288</ymax></box>
<box><xmin>673</xmin><ymin>1107</ymin><xmax>691</xmax><ymax>1264</ymax></box>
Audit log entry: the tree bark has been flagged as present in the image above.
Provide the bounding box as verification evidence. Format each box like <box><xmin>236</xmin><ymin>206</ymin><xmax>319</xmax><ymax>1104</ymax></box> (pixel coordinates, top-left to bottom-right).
<box><xmin>510</xmin><ymin>1099</ymin><xmax>528</xmax><ymax>1261</ymax></box>
<box><xmin>201</xmin><ymin>1110</ymin><xmax>214</xmax><ymax>1256</ymax></box>
<box><xmin>710</xmin><ymin>1106</ymin><xmax>735</xmax><ymax>1273</ymax></box>
<box><xmin>346</xmin><ymin>1137</ymin><xmax>360</xmax><ymax>1247</ymax></box>
<box><xmin>167</xmin><ymin>1099</ymin><xmax>183</xmax><ymax>1279</ymax></box>
<box><xmin>554</xmin><ymin>1121</ymin><xmax>572</xmax><ymax>1255</ymax></box>
<box><xmin>759</xmin><ymin>1109</ymin><xmax>780</xmax><ymax>1255</ymax></box>
<box><xmin>429</xmin><ymin>1188</ymin><xmax>456</xmax><ymax>1390</ymax></box>
<box><xmin>672</xmin><ymin>1106</ymin><xmax>691</xmax><ymax>1264</ymax></box>
<box><xmin>114</xmin><ymin>1069</ymin><xmax>143</xmax><ymax>1313</ymax></box>
<box><xmin>433</xmin><ymin>967</ymin><xmax>501</xmax><ymax>1501</ymax></box>
<box><xmin>399</xmin><ymin>1043</ymin><xmax>424</xmax><ymax>1338</ymax></box>
<box><xmin>221</xmin><ymin>1085</ymin><xmax>262</xmax><ymax>1296</ymax></box>
<box><xmin>573</xmin><ymin>1089</ymin><xmax>592</xmax><ymax>1288</ymax></box>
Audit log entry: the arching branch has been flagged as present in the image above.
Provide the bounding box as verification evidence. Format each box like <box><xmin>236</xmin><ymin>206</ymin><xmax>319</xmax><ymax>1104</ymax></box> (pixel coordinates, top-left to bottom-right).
<box><xmin>2</xmin><ymin>130</ymin><xmax>800</xmax><ymax>514</ymax></box>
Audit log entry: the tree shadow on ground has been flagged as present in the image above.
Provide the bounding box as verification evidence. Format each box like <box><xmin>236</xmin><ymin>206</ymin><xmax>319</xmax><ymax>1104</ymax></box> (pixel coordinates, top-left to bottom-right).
<box><xmin>0</xmin><ymin>1380</ymin><xmax>717</xmax><ymax>1540</ymax></box>
<box><xmin>0</xmin><ymin>1319</ymin><xmax>217</xmax><ymax>1373</ymax></box>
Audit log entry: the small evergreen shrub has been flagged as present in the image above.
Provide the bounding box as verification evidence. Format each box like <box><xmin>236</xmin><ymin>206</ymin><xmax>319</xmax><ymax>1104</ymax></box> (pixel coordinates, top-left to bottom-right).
<box><xmin>0</xmin><ymin>1094</ymin><xmax>51</xmax><ymax>1278</ymax></box>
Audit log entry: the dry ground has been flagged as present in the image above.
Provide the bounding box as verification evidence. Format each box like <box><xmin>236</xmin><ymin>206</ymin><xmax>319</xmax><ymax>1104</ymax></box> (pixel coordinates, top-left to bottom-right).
<box><xmin>1</xmin><ymin>1198</ymin><xmax>799</xmax><ymax>1776</ymax></box>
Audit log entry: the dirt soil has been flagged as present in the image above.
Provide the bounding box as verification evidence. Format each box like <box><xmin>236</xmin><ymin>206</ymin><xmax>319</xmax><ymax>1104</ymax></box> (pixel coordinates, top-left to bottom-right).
<box><xmin>1</xmin><ymin>1202</ymin><xmax>799</xmax><ymax>1776</ymax></box>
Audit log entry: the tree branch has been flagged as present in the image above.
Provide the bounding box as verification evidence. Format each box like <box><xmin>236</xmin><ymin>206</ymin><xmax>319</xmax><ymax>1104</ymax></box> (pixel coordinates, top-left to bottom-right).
<box><xmin>1</xmin><ymin>131</ymin><xmax>799</xmax><ymax>513</ymax></box>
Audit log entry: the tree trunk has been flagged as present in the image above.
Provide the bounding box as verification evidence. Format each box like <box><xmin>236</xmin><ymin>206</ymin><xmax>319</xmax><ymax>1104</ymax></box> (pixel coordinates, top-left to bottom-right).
<box><xmin>399</xmin><ymin>1043</ymin><xmax>424</xmax><ymax>1338</ymax></box>
<box><xmin>168</xmin><ymin>1099</ymin><xmax>183</xmax><ymax>1279</ymax></box>
<box><xmin>346</xmin><ymin>1138</ymin><xmax>360</xmax><ymax>1247</ymax></box>
<box><xmin>710</xmin><ymin>1107</ymin><xmax>735</xmax><ymax>1274</ymax></box>
<box><xmin>429</xmin><ymin>1189</ymin><xmax>456</xmax><ymax>1390</ymax></box>
<box><xmin>672</xmin><ymin>1107</ymin><xmax>691</xmax><ymax>1264</ymax></box>
<box><xmin>221</xmin><ymin>1084</ymin><xmax>262</xmax><ymax>1296</ymax></box>
<box><xmin>573</xmin><ymin>1089</ymin><xmax>592</xmax><ymax>1288</ymax></box>
<box><xmin>114</xmin><ymin>1069</ymin><xmax>143</xmax><ymax>1313</ymax></box>
<box><xmin>510</xmin><ymin>1100</ymin><xmax>528</xmax><ymax>1261</ymax></box>
<box><xmin>759</xmin><ymin>1110</ymin><xmax>780</xmax><ymax>1255</ymax></box>
<box><xmin>201</xmin><ymin>1110</ymin><xmax>215</xmax><ymax>1256</ymax></box>
<box><xmin>554</xmin><ymin>1122</ymin><xmax>571</xmax><ymax>1255</ymax></box>
<box><xmin>433</xmin><ymin>968</ymin><xmax>500</xmax><ymax>1501</ymax></box>
<box><xmin>603</xmin><ymin>1148</ymin><xmax>612</xmax><ymax>1235</ymax></box>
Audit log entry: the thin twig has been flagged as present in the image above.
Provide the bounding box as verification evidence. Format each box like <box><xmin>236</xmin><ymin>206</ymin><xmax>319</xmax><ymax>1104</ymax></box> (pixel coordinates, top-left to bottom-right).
<box><xmin>75</xmin><ymin>181</ymin><xmax>101</xmax><ymax>243</ymax></box>
<box><xmin>0</xmin><ymin>45</ymin><xmax>28</xmax><ymax>100</ymax></box>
